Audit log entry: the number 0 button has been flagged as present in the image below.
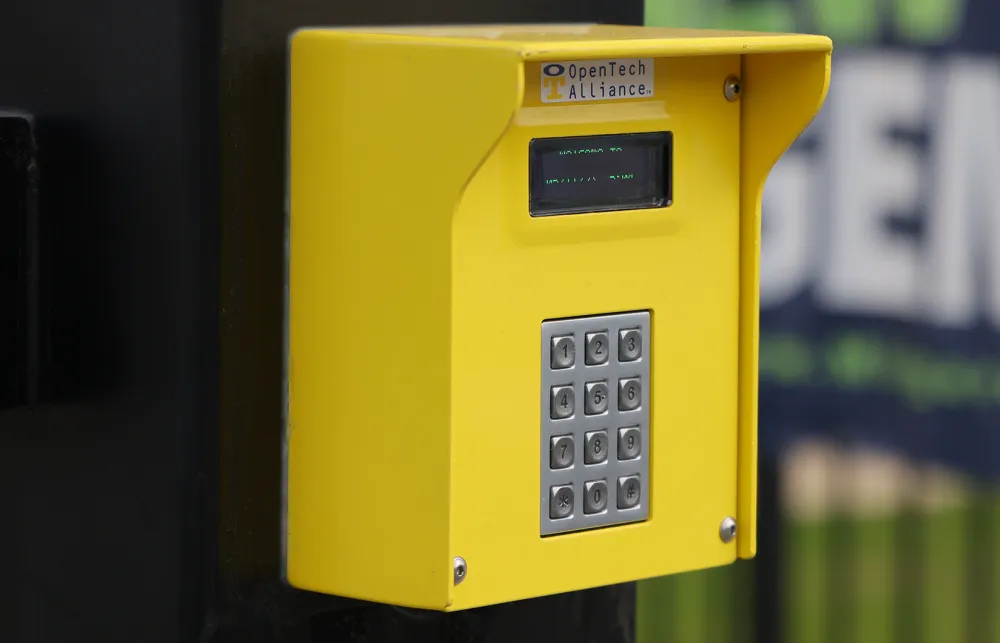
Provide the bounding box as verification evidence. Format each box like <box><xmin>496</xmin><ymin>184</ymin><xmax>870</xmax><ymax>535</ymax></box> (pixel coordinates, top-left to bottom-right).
<box><xmin>619</xmin><ymin>328</ymin><xmax>642</xmax><ymax>361</ymax></box>
<box><xmin>550</xmin><ymin>435</ymin><xmax>575</xmax><ymax>469</ymax></box>
<box><xmin>584</xmin><ymin>480</ymin><xmax>608</xmax><ymax>514</ymax></box>
<box><xmin>618</xmin><ymin>377</ymin><xmax>642</xmax><ymax>411</ymax></box>
<box><xmin>550</xmin><ymin>386</ymin><xmax>575</xmax><ymax>419</ymax></box>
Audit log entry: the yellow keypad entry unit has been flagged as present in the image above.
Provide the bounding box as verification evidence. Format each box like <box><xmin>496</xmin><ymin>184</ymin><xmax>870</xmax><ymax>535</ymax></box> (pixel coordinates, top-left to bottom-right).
<box><xmin>285</xmin><ymin>23</ymin><xmax>831</xmax><ymax>611</ymax></box>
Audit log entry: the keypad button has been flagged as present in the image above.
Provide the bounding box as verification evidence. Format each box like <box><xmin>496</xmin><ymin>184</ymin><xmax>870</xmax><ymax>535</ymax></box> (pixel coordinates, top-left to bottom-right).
<box><xmin>618</xmin><ymin>377</ymin><xmax>642</xmax><ymax>411</ymax></box>
<box><xmin>550</xmin><ymin>335</ymin><xmax>576</xmax><ymax>369</ymax></box>
<box><xmin>584</xmin><ymin>331</ymin><xmax>610</xmax><ymax>365</ymax></box>
<box><xmin>617</xmin><ymin>475</ymin><xmax>641</xmax><ymax>509</ymax></box>
<box><xmin>584</xmin><ymin>430</ymin><xmax>608</xmax><ymax>464</ymax></box>
<box><xmin>550</xmin><ymin>385</ymin><xmax>575</xmax><ymax>419</ymax></box>
<box><xmin>550</xmin><ymin>435</ymin><xmax>575</xmax><ymax>469</ymax></box>
<box><xmin>618</xmin><ymin>426</ymin><xmax>641</xmax><ymax>460</ymax></box>
<box><xmin>584</xmin><ymin>381</ymin><xmax>609</xmax><ymax>415</ymax></box>
<box><xmin>619</xmin><ymin>328</ymin><xmax>642</xmax><ymax>362</ymax></box>
<box><xmin>584</xmin><ymin>480</ymin><xmax>608</xmax><ymax>514</ymax></box>
<box><xmin>550</xmin><ymin>485</ymin><xmax>574</xmax><ymax>519</ymax></box>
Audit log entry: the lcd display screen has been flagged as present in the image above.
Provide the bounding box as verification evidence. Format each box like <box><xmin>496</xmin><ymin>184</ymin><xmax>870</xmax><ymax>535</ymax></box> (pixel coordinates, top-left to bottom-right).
<box><xmin>529</xmin><ymin>132</ymin><xmax>672</xmax><ymax>217</ymax></box>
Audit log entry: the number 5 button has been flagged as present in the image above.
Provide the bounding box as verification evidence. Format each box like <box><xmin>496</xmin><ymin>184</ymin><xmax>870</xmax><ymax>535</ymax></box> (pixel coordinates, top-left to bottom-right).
<box><xmin>618</xmin><ymin>377</ymin><xmax>641</xmax><ymax>411</ymax></box>
<box><xmin>584</xmin><ymin>381</ymin><xmax>609</xmax><ymax>415</ymax></box>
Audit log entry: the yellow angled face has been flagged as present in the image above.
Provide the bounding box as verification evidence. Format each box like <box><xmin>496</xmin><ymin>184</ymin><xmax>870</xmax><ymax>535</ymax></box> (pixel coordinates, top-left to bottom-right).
<box><xmin>449</xmin><ymin>54</ymin><xmax>742</xmax><ymax>610</ymax></box>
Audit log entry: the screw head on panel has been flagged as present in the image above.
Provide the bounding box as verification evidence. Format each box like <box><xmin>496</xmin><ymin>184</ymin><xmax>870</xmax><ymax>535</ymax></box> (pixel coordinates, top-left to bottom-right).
<box><xmin>724</xmin><ymin>76</ymin><xmax>742</xmax><ymax>102</ymax></box>
<box><xmin>453</xmin><ymin>557</ymin><xmax>467</xmax><ymax>585</ymax></box>
<box><xmin>720</xmin><ymin>517</ymin><xmax>737</xmax><ymax>543</ymax></box>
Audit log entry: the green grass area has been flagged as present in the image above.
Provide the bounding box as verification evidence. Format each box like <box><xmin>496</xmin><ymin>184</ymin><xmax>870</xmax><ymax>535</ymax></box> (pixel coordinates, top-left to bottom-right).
<box><xmin>637</xmin><ymin>498</ymin><xmax>1000</xmax><ymax>643</ymax></box>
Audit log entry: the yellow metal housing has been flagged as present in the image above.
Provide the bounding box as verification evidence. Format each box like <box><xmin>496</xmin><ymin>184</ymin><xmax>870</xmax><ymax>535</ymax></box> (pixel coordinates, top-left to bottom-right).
<box><xmin>286</xmin><ymin>24</ymin><xmax>831</xmax><ymax>611</ymax></box>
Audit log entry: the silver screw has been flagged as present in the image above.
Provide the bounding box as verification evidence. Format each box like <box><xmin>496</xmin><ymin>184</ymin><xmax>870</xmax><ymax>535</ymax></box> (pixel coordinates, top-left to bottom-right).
<box><xmin>720</xmin><ymin>517</ymin><xmax>737</xmax><ymax>543</ymax></box>
<box><xmin>453</xmin><ymin>557</ymin><xmax>467</xmax><ymax>585</ymax></box>
<box><xmin>724</xmin><ymin>76</ymin><xmax>742</xmax><ymax>102</ymax></box>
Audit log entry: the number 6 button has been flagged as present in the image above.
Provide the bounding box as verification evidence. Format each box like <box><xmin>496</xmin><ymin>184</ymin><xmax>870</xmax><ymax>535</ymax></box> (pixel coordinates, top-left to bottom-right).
<box><xmin>618</xmin><ymin>377</ymin><xmax>641</xmax><ymax>411</ymax></box>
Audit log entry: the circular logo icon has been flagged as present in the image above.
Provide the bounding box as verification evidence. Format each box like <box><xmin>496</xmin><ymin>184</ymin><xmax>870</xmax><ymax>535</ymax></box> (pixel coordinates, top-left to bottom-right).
<box><xmin>543</xmin><ymin>63</ymin><xmax>565</xmax><ymax>77</ymax></box>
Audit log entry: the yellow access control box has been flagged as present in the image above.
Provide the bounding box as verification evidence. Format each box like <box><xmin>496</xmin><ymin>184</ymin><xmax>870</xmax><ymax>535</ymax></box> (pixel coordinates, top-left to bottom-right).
<box><xmin>285</xmin><ymin>24</ymin><xmax>831</xmax><ymax>611</ymax></box>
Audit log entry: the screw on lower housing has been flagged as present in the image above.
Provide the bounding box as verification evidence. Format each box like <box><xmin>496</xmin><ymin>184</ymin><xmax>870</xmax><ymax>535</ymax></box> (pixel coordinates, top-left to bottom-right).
<box><xmin>720</xmin><ymin>517</ymin><xmax>737</xmax><ymax>543</ymax></box>
<box><xmin>453</xmin><ymin>557</ymin><xmax>467</xmax><ymax>585</ymax></box>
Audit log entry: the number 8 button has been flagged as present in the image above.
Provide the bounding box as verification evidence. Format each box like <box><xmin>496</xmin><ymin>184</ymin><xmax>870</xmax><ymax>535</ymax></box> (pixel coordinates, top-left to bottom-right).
<box><xmin>584</xmin><ymin>430</ymin><xmax>608</xmax><ymax>464</ymax></box>
<box><xmin>618</xmin><ymin>377</ymin><xmax>642</xmax><ymax>411</ymax></box>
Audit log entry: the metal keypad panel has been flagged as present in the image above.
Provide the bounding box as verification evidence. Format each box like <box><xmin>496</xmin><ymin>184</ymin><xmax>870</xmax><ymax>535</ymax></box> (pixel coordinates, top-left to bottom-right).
<box><xmin>540</xmin><ymin>311</ymin><xmax>650</xmax><ymax>536</ymax></box>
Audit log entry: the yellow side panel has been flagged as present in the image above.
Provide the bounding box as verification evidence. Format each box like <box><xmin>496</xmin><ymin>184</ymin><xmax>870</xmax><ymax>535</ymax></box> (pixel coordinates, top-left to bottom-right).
<box><xmin>286</xmin><ymin>32</ymin><xmax>521</xmax><ymax>609</ymax></box>
<box><xmin>450</xmin><ymin>54</ymin><xmax>742</xmax><ymax>610</ymax></box>
<box><xmin>736</xmin><ymin>50</ymin><xmax>831</xmax><ymax>559</ymax></box>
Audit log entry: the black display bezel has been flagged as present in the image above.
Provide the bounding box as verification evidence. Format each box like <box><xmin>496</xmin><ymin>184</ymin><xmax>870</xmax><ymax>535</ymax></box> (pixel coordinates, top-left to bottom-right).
<box><xmin>528</xmin><ymin>131</ymin><xmax>673</xmax><ymax>217</ymax></box>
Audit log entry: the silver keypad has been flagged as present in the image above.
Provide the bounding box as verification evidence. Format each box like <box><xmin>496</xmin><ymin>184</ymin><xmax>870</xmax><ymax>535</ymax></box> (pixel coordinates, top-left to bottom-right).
<box><xmin>550</xmin><ymin>435</ymin><xmax>575</xmax><ymax>469</ymax></box>
<box><xmin>584</xmin><ymin>381</ymin><xmax>609</xmax><ymax>415</ymax></box>
<box><xmin>540</xmin><ymin>311</ymin><xmax>650</xmax><ymax>536</ymax></box>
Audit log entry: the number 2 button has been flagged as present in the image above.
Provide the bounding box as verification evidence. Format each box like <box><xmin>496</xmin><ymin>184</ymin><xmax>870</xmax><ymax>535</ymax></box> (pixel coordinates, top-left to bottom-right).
<box><xmin>585</xmin><ymin>331</ymin><xmax>609</xmax><ymax>365</ymax></box>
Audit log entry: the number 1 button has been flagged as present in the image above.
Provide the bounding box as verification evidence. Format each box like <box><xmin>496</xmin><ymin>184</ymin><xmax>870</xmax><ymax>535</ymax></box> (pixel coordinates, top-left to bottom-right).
<box><xmin>551</xmin><ymin>335</ymin><xmax>575</xmax><ymax>369</ymax></box>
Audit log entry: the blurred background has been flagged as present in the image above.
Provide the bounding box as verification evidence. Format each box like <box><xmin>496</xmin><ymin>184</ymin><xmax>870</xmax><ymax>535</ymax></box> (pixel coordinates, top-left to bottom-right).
<box><xmin>639</xmin><ymin>0</ymin><xmax>1000</xmax><ymax>641</ymax></box>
